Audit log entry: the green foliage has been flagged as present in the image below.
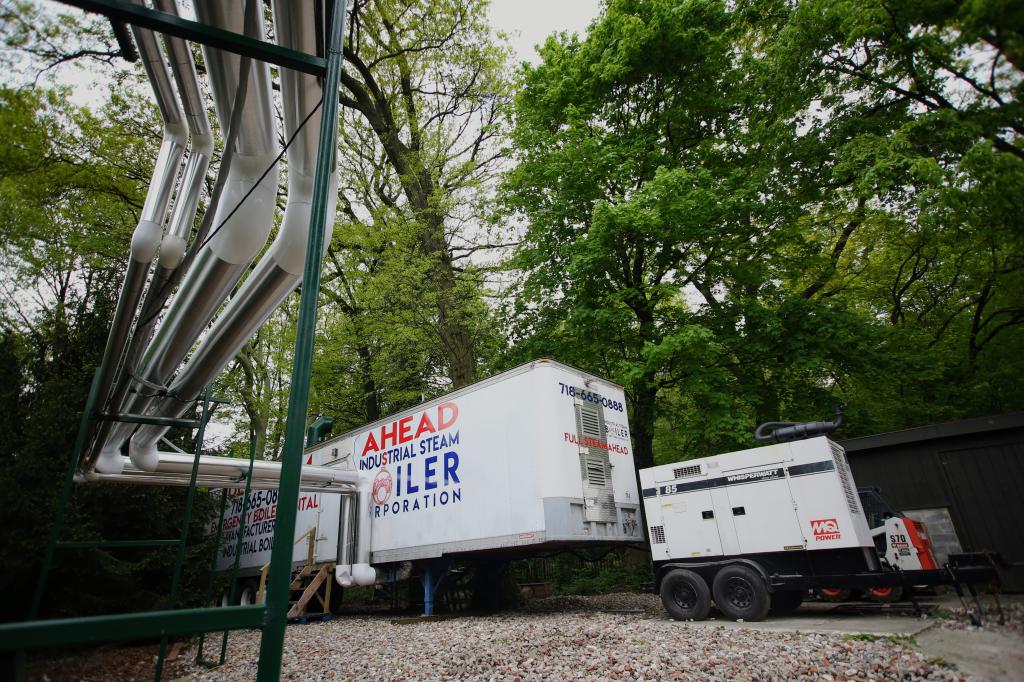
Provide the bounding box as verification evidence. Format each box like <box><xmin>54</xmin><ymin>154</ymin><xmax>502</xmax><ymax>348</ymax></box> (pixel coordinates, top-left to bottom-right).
<box><xmin>502</xmin><ymin>0</ymin><xmax>1023</xmax><ymax>466</ymax></box>
<box><xmin>0</xmin><ymin>85</ymin><xmax>217</xmax><ymax>622</ymax></box>
<box><xmin>514</xmin><ymin>548</ymin><xmax>652</xmax><ymax>596</ymax></box>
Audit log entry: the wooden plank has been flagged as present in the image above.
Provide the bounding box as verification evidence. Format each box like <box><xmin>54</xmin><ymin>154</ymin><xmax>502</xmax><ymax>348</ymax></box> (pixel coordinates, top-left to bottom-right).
<box><xmin>287</xmin><ymin>567</ymin><xmax>330</xmax><ymax>618</ymax></box>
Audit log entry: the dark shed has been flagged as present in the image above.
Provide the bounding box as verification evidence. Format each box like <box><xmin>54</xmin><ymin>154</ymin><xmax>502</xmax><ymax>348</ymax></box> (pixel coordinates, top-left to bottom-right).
<box><xmin>840</xmin><ymin>412</ymin><xmax>1024</xmax><ymax>591</ymax></box>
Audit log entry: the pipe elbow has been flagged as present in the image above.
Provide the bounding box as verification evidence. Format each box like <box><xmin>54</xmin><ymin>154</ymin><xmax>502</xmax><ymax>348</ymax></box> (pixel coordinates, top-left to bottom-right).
<box><xmin>159</xmin><ymin>233</ymin><xmax>187</xmax><ymax>269</ymax></box>
<box><xmin>351</xmin><ymin>563</ymin><xmax>376</xmax><ymax>586</ymax></box>
<box><xmin>95</xmin><ymin>445</ymin><xmax>126</xmax><ymax>475</ymax></box>
<box><xmin>335</xmin><ymin>566</ymin><xmax>354</xmax><ymax>588</ymax></box>
<box><xmin>206</xmin><ymin>153</ymin><xmax>280</xmax><ymax>265</ymax></box>
<box><xmin>128</xmin><ymin>432</ymin><xmax>160</xmax><ymax>472</ymax></box>
<box><xmin>130</xmin><ymin>219</ymin><xmax>163</xmax><ymax>262</ymax></box>
<box><xmin>165</xmin><ymin>120</ymin><xmax>188</xmax><ymax>147</ymax></box>
<box><xmin>272</xmin><ymin>172</ymin><xmax>338</xmax><ymax>276</ymax></box>
<box><xmin>191</xmin><ymin>131</ymin><xmax>214</xmax><ymax>158</ymax></box>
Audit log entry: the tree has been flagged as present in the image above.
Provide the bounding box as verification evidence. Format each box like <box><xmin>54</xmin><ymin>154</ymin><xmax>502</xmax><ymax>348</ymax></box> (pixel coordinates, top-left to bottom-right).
<box><xmin>0</xmin><ymin>85</ymin><xmax>216</xmax><ymax>621</ymax></box>
<box><xmin>502</xmin><ymin>0</ymin><xmax>801</xmax><ymax>466</ymax></box>
<box><xmin>333</xmin><ymin>0</ymin><xmax>512</xmax><ymax>389</ymax></box>
<box><xmin>752</xmin><ymin>0</ymin><xmax>1024</xmax><ymax>429</ymax></box>
<box><xmin>502</xmin><ymin>0</ymin><xmax>1023</xmax><ymax>469</ymax></box>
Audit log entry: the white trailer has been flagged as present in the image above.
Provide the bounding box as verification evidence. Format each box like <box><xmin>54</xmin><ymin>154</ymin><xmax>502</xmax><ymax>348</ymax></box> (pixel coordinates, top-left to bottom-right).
<box><xmin>641</xmin><ymin>437</ymin><xmax>998</xmax><ymax>622</ymax></box>
<box><xmin>214</xmin><ymin>359</ymin><xmax>643</xmax><ymax>611</ymax></box>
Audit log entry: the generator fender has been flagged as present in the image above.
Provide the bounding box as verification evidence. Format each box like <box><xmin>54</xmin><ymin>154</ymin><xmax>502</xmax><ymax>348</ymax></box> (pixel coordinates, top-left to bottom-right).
<box><xmin>657</xmin><ymin>559</ymin><xmax>772</xmax><ymax>591</ymax></box>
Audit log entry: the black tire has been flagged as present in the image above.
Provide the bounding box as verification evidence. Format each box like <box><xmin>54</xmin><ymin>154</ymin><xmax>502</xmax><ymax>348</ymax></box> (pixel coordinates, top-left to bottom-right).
<box><xmin>712</xmin><ymin>564</ymin><xmax>770</xmax><ymax>622</ymax></box>
<box><xmin>865</xmin><ymin>585</ymin><xmax>904</xmax><ymax>603</ymax></box>
<box><xmin>659</xmin><ymin>569</ymin><xmax>711</xmax><ymax>621</ymax></box>
<box><xmin>816</xmin><ymin>587</ymin><xmax>852</xmax><ymax>602</ymax></box>
<box><xmin>770</xmin><ymin>590</ymin><xmax>804</xmax><ymax>612</ymax></box>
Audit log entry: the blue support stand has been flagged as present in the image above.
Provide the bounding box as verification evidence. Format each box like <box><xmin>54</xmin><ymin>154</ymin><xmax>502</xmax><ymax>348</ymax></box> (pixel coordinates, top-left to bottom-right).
<box><xmin>421</xmin><ymin>559</ymin><xmax>451</xmax><ymax>616</ymax></box>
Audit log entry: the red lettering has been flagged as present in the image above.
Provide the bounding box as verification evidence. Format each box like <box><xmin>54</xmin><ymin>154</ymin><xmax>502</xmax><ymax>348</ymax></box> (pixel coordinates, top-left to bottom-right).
<box><xmin>361</xmin><ymin>432</ymin><xmax>379</xmax><ymax>456</ymax></box>
<box><xmin>398</xmin><ymin>416</ymin><xmax>413</xmax><ymax>443</ymax></box>
<box><xmin>438</xmin><ymin>402</ymin><xmax>459</xmax><ymax>430</ymax></box>
<box><xmin>381</xmin><ymin>421</ymin><xmax>398</xmax><ymax>448</ymax></box>
<box><xmin>414</xmin><ymin>412</ymin><xmax>436</xmax><ymax>438</ymax></box>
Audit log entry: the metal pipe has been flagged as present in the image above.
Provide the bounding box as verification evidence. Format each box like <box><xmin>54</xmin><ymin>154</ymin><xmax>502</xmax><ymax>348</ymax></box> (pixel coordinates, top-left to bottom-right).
<box><xmin>82</xmin><ymin>452</ymin><xmax>361</xmax><ymax>491</ymax></box>
<box><xmin>93</xmin><ymin>13</ymin><xmax>187</xmax><ymax>475</ymax></box>
<box><xmin>154</xmin><ymin>0</ymin><xmax>214</xmax><ymax>274</ymax></box>
<box><xmin>97</xmin><ymin>0</ymin><xmax>281</xmax><ymax>472</ymax></box>
<box><xmin>127</xmin><ymin>0</ymin><xmax>339</xmax><ymax>467</ymax></box>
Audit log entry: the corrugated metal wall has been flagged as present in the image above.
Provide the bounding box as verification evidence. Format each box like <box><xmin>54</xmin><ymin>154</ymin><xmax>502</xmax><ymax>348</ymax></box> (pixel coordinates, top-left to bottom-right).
<box><xmin>840</xmin><ymin>412</ymin><xmax>1024</xmax><ymax>591</ymax></box>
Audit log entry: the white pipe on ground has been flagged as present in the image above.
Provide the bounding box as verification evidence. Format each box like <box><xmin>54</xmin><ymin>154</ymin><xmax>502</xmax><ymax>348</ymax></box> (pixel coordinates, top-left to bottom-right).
<box><xmin>126</xmin><ymin>0</ymin><xmax>339</xmax><ymax>467</ymax></box>
<box><xmin>97</xmin><ymin>0</ymin><xmax>280</xmax><ymax>473</ymax></box>
<box><xmin>88</xmin><ymin>452</ymin><xmax>376</xmax><ymax>585</ymax></box>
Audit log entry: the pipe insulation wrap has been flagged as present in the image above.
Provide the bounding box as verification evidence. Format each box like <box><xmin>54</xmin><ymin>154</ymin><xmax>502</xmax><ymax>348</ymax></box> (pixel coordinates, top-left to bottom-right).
<box><xmin>100</xmin><ymin>0</ymin><xmax>280</xmax><ymax>463</ymax></box>
<box><xmin>126</xmin><ymin>0</ymin><xmax>338</xmax><ymax>458</ymax></box>
<box><xmin>89</xmin><ymin>13</ymin><xmax>187</xmax><ymax>459</ymax></box>
<box><xmin>204</xmin><ymin>152</ymin><xmax>281</xmax><ymax>264</ymax></box>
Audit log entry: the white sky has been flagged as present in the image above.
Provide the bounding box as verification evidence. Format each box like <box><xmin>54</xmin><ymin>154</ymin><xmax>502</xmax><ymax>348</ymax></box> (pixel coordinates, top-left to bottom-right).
<box><xmin>487</xmin><ymin>0</ymin><xmax>601</xmax><ymax>63</ymax></box>
<box><xmin>28</xmin><ymin>0</ymin><xmax>602</xmax><ymax>107</ymax></box>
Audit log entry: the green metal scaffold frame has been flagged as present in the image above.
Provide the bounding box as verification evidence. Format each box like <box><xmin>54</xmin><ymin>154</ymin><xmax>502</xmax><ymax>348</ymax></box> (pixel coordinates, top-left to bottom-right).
<box><xmin>0</xmin><ymin>1</ymin><xmax>348</xmax><ymax>680</ymax></box>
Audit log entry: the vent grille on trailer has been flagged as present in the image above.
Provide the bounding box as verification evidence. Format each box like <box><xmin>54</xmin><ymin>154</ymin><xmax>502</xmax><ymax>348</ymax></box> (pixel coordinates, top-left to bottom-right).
<box><xmin>586</xmin><ymin>459</ymin><xmax>607</xmax><ymax>487</ymax></box>
<box><xmin>650</xmin><ymin>525</ymin><xmax>666</xmax><ymax>544</ymax></box>
<box><xmin>580</xmin><ymin>410</ymin><xmax>601</xmax><ymax>437</ymax></box>
<box><xmin>673</xmin><ymin>464</ymin><xmax>701</xmax><ymax>479</ymax></box>
<box><xmin>829</xmin><ymin>441</ymin><xmax>861</xmax><ymax>515</ymax></box>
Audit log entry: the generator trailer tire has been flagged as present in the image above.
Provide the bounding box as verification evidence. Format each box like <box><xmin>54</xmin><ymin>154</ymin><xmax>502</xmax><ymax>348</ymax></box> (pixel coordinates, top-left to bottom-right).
<box><xmin>816</xmin><ymin>587</ymin><xmax>852</xmax><ymax>602</ymax></box>
<box><xmin>660</xmin><ymin>569</ymin><xmax>711</xmax><ymax>621</ymax></box>
<box><xmin>712</xmin><ymin>564</ymin><xmax>770</xmax><ymax>622</ymax></box>
<box><xmin>770</xmin><ymin>590</ymin><xmax>804</xmax><ymax>612</ymax></box>
<box><xmin>866</xmin><ymin>585</ymin><xmax>904</xmax><ymax>603</ymax></box>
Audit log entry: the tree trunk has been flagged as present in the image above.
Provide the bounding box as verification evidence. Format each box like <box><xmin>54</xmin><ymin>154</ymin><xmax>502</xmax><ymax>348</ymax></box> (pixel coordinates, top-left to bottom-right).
<box><xmin>629</xmin><ymin>381</ymin><xmax>657</xmax><ymax>471</ymax></box>
<box><xmin>356</xmin><ymin>343</ymin><xmax>380</xmax><ymax>423</ymax></box>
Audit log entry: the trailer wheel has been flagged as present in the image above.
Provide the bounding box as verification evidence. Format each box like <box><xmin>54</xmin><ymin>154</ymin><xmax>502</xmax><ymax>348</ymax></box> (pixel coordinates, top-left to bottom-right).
<box><xmin>866</xmin><ymin>585</ymin><xmax>903</xmax><ymax>603</ymax></box>
<box><xmin>816</xmin><ymin>587</ymin><xmax>852</xmax><ymax>602</ymax></box>
<box><xmin>659</xmin><ymin>569</ymin><xmax>711</xmax><ymax>621</ymax></box>
<box><xmin>770</xmin><ymin>590</ymin><xmax>804</xmax><ymax>612</ymax></box>
<box><xmin>712</xmin><ymin>565</ymin><xmax>770</xmax><ymax>622</ymax></box>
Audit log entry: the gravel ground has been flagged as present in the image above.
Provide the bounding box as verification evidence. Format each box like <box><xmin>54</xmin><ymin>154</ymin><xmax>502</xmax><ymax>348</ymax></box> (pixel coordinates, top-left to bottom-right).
<box><xmin>152</xmin><ymin>593</ymin><xmax>971</xmax><ymax>681</ymax></box>
<box><xmin>31</xmin><ymin>592</ymin><xmax>1023</xmax><ymax>681</ymax></box>
<box><xmin>938</xmin><ymin>600</ymin><xmax>1024</xmax><ymax>636</ymax></box>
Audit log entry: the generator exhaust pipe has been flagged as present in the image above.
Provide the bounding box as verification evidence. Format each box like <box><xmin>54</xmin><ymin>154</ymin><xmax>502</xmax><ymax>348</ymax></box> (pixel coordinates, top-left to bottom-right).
<box><xmin>754</xmin><ymin>406</ymin><xmax>844</xmax><ymax>444</ymax></box>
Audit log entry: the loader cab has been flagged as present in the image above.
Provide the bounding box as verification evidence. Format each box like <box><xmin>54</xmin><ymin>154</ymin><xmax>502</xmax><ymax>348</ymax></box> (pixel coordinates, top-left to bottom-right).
<box><xmin>858</xmin><ymin>486</ymin><xmax>898</xmax><ymax>555</ymax></box>
<box><xmin>858</xmin><ymin>486</ymin><xmax>898</xmax><ymax>530</ymax></box>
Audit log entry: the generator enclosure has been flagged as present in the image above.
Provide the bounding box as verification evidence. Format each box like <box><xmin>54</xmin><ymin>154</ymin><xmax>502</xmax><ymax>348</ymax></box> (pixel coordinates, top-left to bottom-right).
<box><xmin>213</xmin><ymin>359</ymin><xmax>641</xmax><ymax>572</ymax></box>
<box><xmin>641</xmin><ymin>437</ymin><xmax>874</xmax><ymax>562</ymax></box>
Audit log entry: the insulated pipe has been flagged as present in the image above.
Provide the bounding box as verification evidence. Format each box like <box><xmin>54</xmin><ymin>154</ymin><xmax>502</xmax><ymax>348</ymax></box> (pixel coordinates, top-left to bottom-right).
<box><xmin>83</xmin><ymin>453</ymin><xmax>360</xmax><ymax>492</ymax></box>
<box><xmin>154</xmin><ymin>0</ymin><xmax>214</xmax><ymax>274</ymax></box>
<box><xmin>336</xmin><ymin>477</ymin><xmax>376</xmax><ymax>587</ymax></box>
<box><xmin>97</xmin><ymin>0</ymin><xmax>280</xmax><ymax>472</ymax></box>
<box><xmin>93</xmin><ymin>17</ymin><xmax>187</xmax><ymax>475</ymax></box>
<box><xmin>88</xmin><ymin>0</ymin><xmax>216</xmax><ymax>473</ymax></box>
<box><xmin>127</xmin><ymin>0</ymin><xmax>339</xmax><ymax>468</ymax></box>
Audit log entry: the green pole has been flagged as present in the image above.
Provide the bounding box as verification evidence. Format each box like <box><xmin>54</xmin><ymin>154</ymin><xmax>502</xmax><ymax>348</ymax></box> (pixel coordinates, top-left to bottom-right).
<box><xmin>155</xmin><ymin>386</ymin><xmax>213</xmax><ymax>682</ymax></box>
<box><xmin>255</xmin><ymin>1</ymin><xmax>346</xmax><ymax>678</ymax></box>
<box><xmin>195</xmin><ymin>484</ymin><xmax>229</xmax><ymax>666</ymax></box>
<box><xmin>220</xmin><ymin>433</ymin><xmax>258</xmax><ymax>664</ymax></box>
<box><xmin>29</xmin><ymin>368</ymin><xmax>101</xmax><ymax>619</ymax></box>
